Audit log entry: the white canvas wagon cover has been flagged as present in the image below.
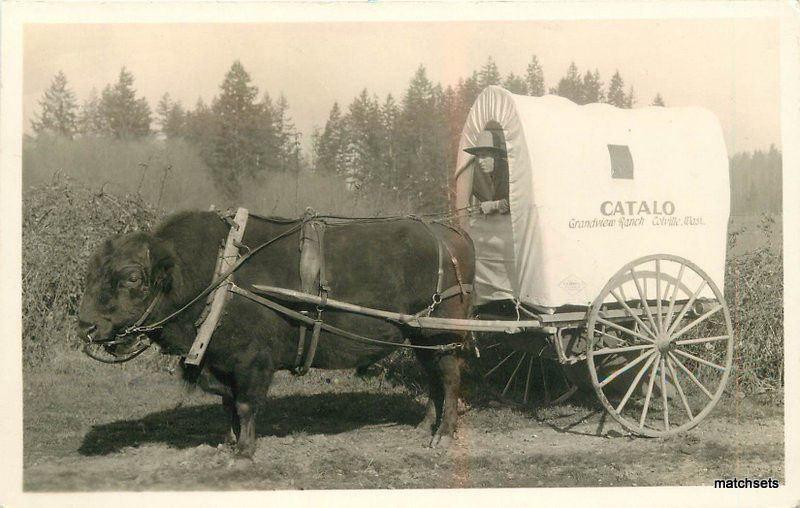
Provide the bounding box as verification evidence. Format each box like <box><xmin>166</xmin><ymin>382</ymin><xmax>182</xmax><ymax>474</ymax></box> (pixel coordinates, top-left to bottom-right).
<box><xmin>455</xmin><ymin>86</ymin><xmax>730</xmax><ymax>308</ymax></box>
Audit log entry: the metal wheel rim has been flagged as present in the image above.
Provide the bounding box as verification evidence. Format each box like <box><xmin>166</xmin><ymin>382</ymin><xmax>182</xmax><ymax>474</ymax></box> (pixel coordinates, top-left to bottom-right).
<box><xmin>586</xmin><ymin>253</ymin><xmax>734</xmax><ymax>437</ymax></box>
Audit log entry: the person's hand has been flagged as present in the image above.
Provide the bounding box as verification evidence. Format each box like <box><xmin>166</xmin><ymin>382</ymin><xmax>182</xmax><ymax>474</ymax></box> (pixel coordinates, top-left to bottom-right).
<box><xmin>498</xmin><ymin>199</ymin><xmax>510</xmax><ymax>214</ymax></box>
<box><xmin>480</xmin><ymin>200</ymin><xmax>500</xmax><ymax>215</ymax></box>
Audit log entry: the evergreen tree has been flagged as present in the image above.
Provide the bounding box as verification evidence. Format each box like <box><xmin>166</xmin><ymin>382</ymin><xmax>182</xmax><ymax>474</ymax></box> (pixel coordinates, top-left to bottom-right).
<box><xmin>184</xmin><ymin>97</ymin><xmax>214</xmax><ymax>145</ymax></box>
<box><xmin>525</xmin><ymin>55</ymin><xmax>545</xmax><ymax>96</ymax></box>
<box><xmin>606</xmin><ymin>70</ymin><xmax>627</xmax><ymax>107</ymax></box>
<box><xmin>77</xmin><ymin>88</ymin><xmax>106</xmax><ymax>136</ymax></box>
<box><xmin>651</xmin><ymin>93</ymin><xmax>665</xmax><ymax>106</ymax></box>
<box><xmin>314</xmin><ymin>102</ymin><xmax>347</xmax><ymax>175</ymax></box>
<box><xmin>31</xmin><ymin>70</ymin><xmax>78</xmax><ymax>139</ymax></box>
<box><xmin>478</xmin><ymin>57</ymin><xmax>501</xmax><ymax>89</ymax></box>
<box><xmin>274</xmin><ymin>94</ymin><xmax>301</xmax><ymax>173</ymax></box>
<box><xmin>156</xmin><ymin>93</ymin><xmax>186</xmax><ymax>139</ymax></box>
<box><xmin>503</xmin><ymin>72</ymin><xmax>527</xmax><ymax>94</ymax></box>
<box><xmin>380</xmin><ymin>94</ymin><xmax>401</xmax><ymax>189</ymax></box>
<box><xmin>624</xmin><ymin>86</ymin><xmax>636</xmax><ymax>108</ymax></box>
<box><xmin>206</xmin><ymin>60</ymin><xmax>266</xmax><ymax>194</ymax></box>
<box><xmin>552</xmin><ymin>62</ymin><xmax>583</xmax><ymax>103</ymax></box>
<box><xmin>581</xmin><ymin>69</ymin><xmax>604</xmax><ymax>104</ymax></box>
<box><xmin>341</xmin><ymin>89</ymin><xmax>384</xmax><ymax>187</ymax></box>
<box><xmin>456</xmin><ymin>72</ymin><xmax>481</xmax><ymax>119</ymax></box>
<box><xmin>99</xmin><ymin>67</ymin><xmax>152</xmax><ymax>139</ymax></box>
<box><xmin>397</xmin><ymin>66</ymin><xmax>449</xmax><ymax>209</ymax></box>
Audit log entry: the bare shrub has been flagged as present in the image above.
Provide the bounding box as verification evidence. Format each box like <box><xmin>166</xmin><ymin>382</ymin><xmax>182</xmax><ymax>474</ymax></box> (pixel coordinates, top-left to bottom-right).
<box><xmin>22</xmin><ymin>173</ymin><xmax>161</xmax><ymax>364</ymax></box>
<box><xmin>726</xmin><ymin>215</ymin><xmax>783</xmax><ymax>394</ymax></box>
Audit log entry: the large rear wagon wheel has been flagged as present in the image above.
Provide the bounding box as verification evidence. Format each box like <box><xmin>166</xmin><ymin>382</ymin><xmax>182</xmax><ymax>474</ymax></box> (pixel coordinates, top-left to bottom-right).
<box><xmin>586</xmin><ymin>254</ymin><xmax>734</xmax><ymax>437</ymax></box>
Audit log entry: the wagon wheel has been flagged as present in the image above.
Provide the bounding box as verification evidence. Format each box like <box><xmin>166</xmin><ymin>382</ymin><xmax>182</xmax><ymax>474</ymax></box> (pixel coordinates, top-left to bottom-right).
<box><xmin>586</xmin><ymin>254</ymin><xmax>734</xmax><ymax>437</ymax></box>
<box><xmin>476</xmin><ymin>331</ymin><xmax>575</xmax><ymax>405</ymax></box>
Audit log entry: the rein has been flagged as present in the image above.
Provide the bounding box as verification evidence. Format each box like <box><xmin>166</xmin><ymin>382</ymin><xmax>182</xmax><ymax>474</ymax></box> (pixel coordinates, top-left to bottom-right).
<box><xmin>120</xmin><ymin>221</ymin><xmax>304</xmax><ymax>336</ymax></box>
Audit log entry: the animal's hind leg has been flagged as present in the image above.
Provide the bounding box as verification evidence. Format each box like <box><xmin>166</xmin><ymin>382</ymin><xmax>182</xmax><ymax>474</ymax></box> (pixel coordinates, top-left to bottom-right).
<box><xmin>430</xmin><ymin>352</ymin><xmax>462</xmax><ymax>449</ymax></box>
<box><xmin>223</xmin><ymin>395</ymin><xmax>240</xmax><ymax>445</ymax></box>
<box><xmin>414</xmin><ymin>349</ymin><xmax>443</xmax><ymax>436</ymax></box>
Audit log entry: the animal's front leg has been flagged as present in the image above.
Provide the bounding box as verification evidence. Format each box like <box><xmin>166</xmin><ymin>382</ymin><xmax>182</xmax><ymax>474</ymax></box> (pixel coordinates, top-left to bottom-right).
<box><xmin>230</xmin><ymin>349</ymin><xmax>275</xmax><ymax>459</ymax></box>
<box><xmin>430</xmin><ymin>353</ymin><xmax>462</xmax><ymax>449</ymax></box>
<box><xmin>235</xmin><ymin>400</ymin><xmax>257</xmax><ymax>458</ymax></box>
<box><xmin>414</xmin><ymin>349</ymin><xmax>443</xmax><ymax>436</ymax></box>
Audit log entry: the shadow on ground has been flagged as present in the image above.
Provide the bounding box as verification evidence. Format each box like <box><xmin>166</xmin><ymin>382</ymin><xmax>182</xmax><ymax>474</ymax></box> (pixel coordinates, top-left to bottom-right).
<box><xmin>79</xmin><ymin>391</ymin><xmax>424</xmax><ymax>456</ymax></box>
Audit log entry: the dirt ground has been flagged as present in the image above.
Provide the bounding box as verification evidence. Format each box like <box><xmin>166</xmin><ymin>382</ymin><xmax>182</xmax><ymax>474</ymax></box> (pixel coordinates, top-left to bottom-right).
<box><xmin>23</xmin><ymin>351</ymin><xmax>783</xmax><ymax>491</ymax></box>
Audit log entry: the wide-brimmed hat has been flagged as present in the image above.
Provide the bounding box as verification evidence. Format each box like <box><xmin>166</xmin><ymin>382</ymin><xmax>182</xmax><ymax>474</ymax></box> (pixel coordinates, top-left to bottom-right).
<box><xmin>464</xmin><ymin>130</ymin><xmax>505</xmax><ymax>156</ymax></box>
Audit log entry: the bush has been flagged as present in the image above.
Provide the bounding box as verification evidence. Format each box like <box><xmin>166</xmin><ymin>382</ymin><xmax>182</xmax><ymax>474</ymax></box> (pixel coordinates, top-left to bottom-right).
<box><xmin>726</xmin><ymin>215</ymin><xmax>783</xmax><ymax>393</ymax></box>
<box><xmin>22</xmin><ymin>174</ymin><xmax>162</xmax><ymax>364</ymax></box>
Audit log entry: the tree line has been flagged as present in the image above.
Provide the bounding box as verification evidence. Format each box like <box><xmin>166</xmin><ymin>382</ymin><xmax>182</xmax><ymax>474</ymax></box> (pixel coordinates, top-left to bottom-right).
<box><xmin>30</xmin><ymin>58</ymin><xmax>777</xmax><ymax>215</ymax></box>
<box><xmin>311</xmin><ymin>57</ymin><xmax>661</xmax><ymax>209</ymax></box>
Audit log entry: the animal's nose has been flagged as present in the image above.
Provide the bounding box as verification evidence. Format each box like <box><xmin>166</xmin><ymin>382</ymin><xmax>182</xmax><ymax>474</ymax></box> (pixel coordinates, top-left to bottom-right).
<box><xmin>78</xmin><ymin>320</ymin><xmax>98</xmax><ymax>341</ymax></box>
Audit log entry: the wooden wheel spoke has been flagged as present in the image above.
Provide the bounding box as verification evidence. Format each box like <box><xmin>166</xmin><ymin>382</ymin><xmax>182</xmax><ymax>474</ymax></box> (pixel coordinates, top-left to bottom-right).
<box><xmin>665</xmin><ymin>280</ymin><xmax>708</xmax><ymax>338</ymax></box>
<box><xmin>666</xmin><ymin>356</ymin><xmax>695</xmax><ymax>420</ymax></box>
<box><xmin>660</xmin><ymin>357</ymin><xmax>669</xmax><ymax>431</ymax></box>
<box><xmin>630</xmin><ymin>269</ymin><xmax>660</xmax><ymax>336</ymax></box>
<box><xmin>593</xmin><ymin>343</ymin><xmax>655</xmax><ymax>356</ymax></box>
<box><xmin>670</xmin><ymin>304</ymin><xmax>723</xmax><ymax>343</ymax></box>
<box><xmin>638</xmin><ymin>354</ymin><xmax>660</xmax><ymax>428</ymax></box>
<box><xmin>596</xmin><ymin>317</ymin><xmax>654</xmax><ymax>344</ymax></box>
<box><xmin>502</xmin><ymin>353</ymin><xmax>527</xmax><ymax>396</ymax></box>
<box><xmin>596</xmin><ymin>331</ymin><xmax>627</xmax><ymax>345</ymax></box>
<box><xmin>523</xmin><ymin>356</ymin><xmax>534</xmax><ymax>403</ymax></box>
<box><xmin>615</xmin><ymin>352</ymin><xmax>658</xmax><ymax>414</ymax></box>
<box><xmin>672</xmin><ymin>348</ymin><xmax>726</xmax><ymax>371</ymax></box>
<box><xmin>663</xmin><ymin>264</ymin><xmax>686</xmax><ymax>335</ymax></box>
<box><xmin>675</xmin><ymin>335</ymin><xmax>729</xmax><ymax>346</ymax></box>
<box><xmin>668</xmin><ymin>352</ymin><xmax>713</xmax><ymax>399</ymax></box>
<box><xmin>656</xmin><ymin>259</ymin><xmax>663</xmax><ymax>332</ymax></box>
<box><xmin>610</xmin><ymin>289</ymin><xmax>657</xmax><ymax>340</ymax></box>
<box><xmin>484</xmin><ymin>350</ymin><xmax>515</xmax><ymax>378</ymax></box>
<box><xmin>598</xmin><ymin>349</ymin><xmax>656</xmax><ymax>388</ymax></box>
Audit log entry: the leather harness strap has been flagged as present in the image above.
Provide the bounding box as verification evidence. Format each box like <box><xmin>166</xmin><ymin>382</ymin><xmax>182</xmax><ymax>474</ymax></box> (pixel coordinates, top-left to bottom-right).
<box><xmin>290</xmin><ymin>214</ymin><xmax>472</xmax><ymax>375</ymax></box>
<box><xmin>295</xmin><ymin>212</ymin><xmax>329</xmax><ymax>375</ymax></box>
<box><xmin>416</xmin><ymin>219</ymin><xmax>471</xmax><ymax>316</ymax></box>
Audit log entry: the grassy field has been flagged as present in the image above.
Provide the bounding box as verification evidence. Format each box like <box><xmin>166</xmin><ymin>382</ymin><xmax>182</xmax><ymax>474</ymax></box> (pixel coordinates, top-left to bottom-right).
<box><xmin>23</xmin><ymin>349</ymin><xmax>783</xmax><ymax>491</ymax></box>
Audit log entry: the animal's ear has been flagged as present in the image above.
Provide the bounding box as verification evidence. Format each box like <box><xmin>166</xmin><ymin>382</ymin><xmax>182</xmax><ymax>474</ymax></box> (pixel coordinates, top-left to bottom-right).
<box><xmin>148</xmin><ymin>237</ymin><xmax>175</xmax><ymax>293</ymax></box>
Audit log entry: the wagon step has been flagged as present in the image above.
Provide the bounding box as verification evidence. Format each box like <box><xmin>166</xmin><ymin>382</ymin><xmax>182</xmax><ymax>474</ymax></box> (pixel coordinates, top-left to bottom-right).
<box><xmin>251</xmin><ymin>285</ymin><xmax>553</xmax><ymax>334</ymax></box>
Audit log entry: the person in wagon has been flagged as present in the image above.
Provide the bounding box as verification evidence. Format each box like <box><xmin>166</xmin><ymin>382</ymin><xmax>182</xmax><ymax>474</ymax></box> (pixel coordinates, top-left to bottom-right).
<box><xmin>465</xmin><ymin>130</ymin><xmax>510</xmax><ymax>215</ymax></box>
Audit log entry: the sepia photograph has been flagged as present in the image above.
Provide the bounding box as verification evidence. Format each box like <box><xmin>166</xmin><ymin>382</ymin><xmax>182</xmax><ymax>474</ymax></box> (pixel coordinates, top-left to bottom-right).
<box><xmin>2</xmin><ymin>1</ymin><xmax>798</xmax><ymax>505</ymax></box>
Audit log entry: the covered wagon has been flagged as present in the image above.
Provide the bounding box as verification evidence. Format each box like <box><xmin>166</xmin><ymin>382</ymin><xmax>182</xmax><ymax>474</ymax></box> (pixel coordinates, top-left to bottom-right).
<box><xmin>453</xmin><ymin>86</ymin><xmax>733</xmax><ymax>436</ymax></box>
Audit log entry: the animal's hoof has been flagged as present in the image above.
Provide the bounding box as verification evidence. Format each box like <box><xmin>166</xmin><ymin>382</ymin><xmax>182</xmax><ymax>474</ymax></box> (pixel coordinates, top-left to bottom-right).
<box><xmin>429</xmin><ymin>434</ymin><xmax>453</xmax><ymax>449</ymax></box>
<box><xmin>234</xmin><ymin>445</ymin><xmax>256</xmax><ymax>460</ymax></box>
<box><xmin>224</xmin><ymin>433</ymin><xmax>238</xmax><ymax>446</ymax></box>
<box><xmin>416</xmin><ymin>421</ymin><xmax>435</xmax><ymax>436</ymax></box>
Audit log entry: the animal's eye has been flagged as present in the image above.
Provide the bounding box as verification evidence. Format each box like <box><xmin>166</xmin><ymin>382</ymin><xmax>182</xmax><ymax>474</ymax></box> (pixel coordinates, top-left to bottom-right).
<box><xmin>122</xmin><ymin>271</ymin><xmax>143</xmax><ymax>287</ymax></box>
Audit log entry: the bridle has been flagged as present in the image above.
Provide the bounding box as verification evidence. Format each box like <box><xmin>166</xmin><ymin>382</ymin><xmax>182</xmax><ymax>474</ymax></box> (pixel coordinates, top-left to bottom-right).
<box><xmin>82</xmin><ymin>221</ymin><xmax>306</xmax><ymax>363</ymax></box>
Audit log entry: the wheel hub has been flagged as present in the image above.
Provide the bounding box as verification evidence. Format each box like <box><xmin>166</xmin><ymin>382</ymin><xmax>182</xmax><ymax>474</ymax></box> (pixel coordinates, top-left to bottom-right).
<box><xmin>655</xmin><ymin>334</ymin><xmax>672</xmax><ymax>354</ymax></box>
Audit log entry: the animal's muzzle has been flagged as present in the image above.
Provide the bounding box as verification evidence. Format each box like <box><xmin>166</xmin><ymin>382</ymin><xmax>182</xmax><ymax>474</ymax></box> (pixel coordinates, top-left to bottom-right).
<box><xmin>78</xmin><ymin>319</ymin><xmax>117</xmax><ymax>345</ymax></box>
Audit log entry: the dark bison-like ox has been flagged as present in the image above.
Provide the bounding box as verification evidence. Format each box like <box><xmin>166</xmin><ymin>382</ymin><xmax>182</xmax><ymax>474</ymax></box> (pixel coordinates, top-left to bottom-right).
<box><xmin>78</xmin><ymin>211</ymin><xmax>474</xmax><ymax>457</ymax></box>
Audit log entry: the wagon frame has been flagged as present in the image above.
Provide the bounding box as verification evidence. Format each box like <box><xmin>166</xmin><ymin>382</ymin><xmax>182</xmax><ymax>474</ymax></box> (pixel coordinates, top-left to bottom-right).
<box><xmin>249</xmin><ymin>248</ymin><xmax>733</xmax><ymax>438</ymax></box>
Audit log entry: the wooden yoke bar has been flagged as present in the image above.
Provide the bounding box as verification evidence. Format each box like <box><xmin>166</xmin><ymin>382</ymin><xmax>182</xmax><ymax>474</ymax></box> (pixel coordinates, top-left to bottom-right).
<box><xmin>185</xmin><ymin>207</ymin><xmax>249</xmax><ymax>366</ymax></box>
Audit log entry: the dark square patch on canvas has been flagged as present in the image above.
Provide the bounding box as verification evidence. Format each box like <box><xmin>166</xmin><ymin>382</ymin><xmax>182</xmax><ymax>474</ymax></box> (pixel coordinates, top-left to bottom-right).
<box><xmin>608</xmin><ymin>144</ymin><xmax>634</xmax><ymax>179</ymax></box>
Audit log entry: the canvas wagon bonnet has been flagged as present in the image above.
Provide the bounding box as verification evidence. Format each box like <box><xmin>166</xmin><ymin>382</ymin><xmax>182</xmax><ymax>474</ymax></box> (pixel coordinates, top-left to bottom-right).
<box><xmin>454</xmin><ymin>86</ymin><xmax>730</xmax><ymax>310</ymax></box>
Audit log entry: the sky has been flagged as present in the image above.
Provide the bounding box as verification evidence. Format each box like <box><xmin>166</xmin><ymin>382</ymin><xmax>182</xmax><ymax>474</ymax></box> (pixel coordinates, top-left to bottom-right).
<box><xmin>23</xmin><ymin>19</ymin><xmax>780</xmax><ymax>156</ymax></box>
